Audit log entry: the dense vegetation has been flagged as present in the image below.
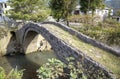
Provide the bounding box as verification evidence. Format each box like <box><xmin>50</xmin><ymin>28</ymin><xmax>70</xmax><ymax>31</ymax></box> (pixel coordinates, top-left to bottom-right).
<box><xmin>7</xmin><ymin>0</ymin><xmax>50</xmax><ymax>22</ymax></box>
<box><xmin>0</xmin><ymin>67</ymin><xmax>24</xmax><ymax>79</ymax></box>
<box><xmin>69</xmin><ymin>15</ymin><xmax>120</xmax><ymax>47</ymax></box>
<box><xmin>49</xmin><ymin>0</ymin><xmax>78</xmax><ymax>25</ymax></box>
<box><xmin>80</xmin><ymin>0</ymin><xmax>105</xmax><ymax>15</ymax></box>
<box><xmin>37</xmin><ymin>58</ymin><xmax>87</xmax><ymax>79</ymax></box>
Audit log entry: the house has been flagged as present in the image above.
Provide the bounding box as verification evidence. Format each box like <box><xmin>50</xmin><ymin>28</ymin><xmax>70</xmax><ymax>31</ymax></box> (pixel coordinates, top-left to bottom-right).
<box><xmin>94</xmin><ymin>7</ymin><xmax>113</xmax><ymax>21</ymax></box>
<box><xmin>105</xmin><ymin>0</ymin><xmax>120</xmax><ymax>15</ymax></box>
<box><xmin>73</xmin><ymin>4</ymin><xmax>113</xmax><ymax>21</ymax></box>
<box><xmin>0</xmin><ymin>2</ymin><xmax>11</xmax><ymax>22</ymax></box>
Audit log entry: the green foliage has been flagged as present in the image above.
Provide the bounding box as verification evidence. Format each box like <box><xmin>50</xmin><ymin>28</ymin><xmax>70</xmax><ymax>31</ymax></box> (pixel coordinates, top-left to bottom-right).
<box><xmin>68</xmin><ymin>15</ymin><xmax>100</xmax><ymax>24</ymax></box>
<box><xmin>68</xmin><ymin>15</ymin><xmax>91</xmax><ymax>23</ymax></box>
<box><xmin>71</xmin><ymin>18</ymin><xmax>120</xmax><ymax>46</ymax></box>
<box><xmin>106</xmin><ymin>27</ymin><xmax>120</xmax><ymax>45</ymax></box>
<box><xmin>49</xmin><ymin>0</ymin><xmax>64</xmax><ymax>21</ymax></box>
<box><xmin>0</xmin><ymin>67</ymin><xmax>5</xmax><ymax>79</ymax></box>
<box><xmin>0</xmin><ymin>66</ymin><xmax>24</xmax><ymax>79</ymax></box>
<box><xmin>6</xmin><ymin>67</ymin><xmax>24</xmax><ymax>79</ymax></box>
<box><xmin>68</xmin><ymin>15</ymin><xmax>82</xmax><ymax>22</ymax></box>
<box><xmin>49</xmin><ymin>0</ymin><xmax>77</xmax><ymax>22</ymax></box>
<box><xmin>84</xmin><ymin>65</ymin><xmax>107</xmax><ymax>79</ymax></box>
<box><xmin>8</xmin><ymin>0</ymin><xmax>50</xmax><ymax>22</ymax></box>
<box><xmin>103</xmin><ymin>18</ymin><xmax>120</xmax><ymax>26</ymax></box>
<box><xmin>80</xmin><ymin>0</ymin><xmax>105</xmax><ymax>14</ymax></box>
<box><xmin>116</xmin><ymin>10</ymin><xmax>120</xmax><ymax>16</ymax></box>
<box><xmin>37</xmin><ymin>58</ymin><xmax>64</xmax><ymax>79</ymax></box>
<box><xmin>37</xmin><ymin>58</ymin><xmax>87</xmax><ymax>79</ymax></box>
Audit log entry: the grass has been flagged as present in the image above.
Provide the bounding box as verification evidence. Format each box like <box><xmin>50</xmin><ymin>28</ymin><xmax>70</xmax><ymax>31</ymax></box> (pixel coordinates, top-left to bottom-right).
<box><xmin>43</xmin><ymin>24</ymin><xmax>120</xmax><ymax>79</ymax></box>
<box><xmin>0</xmin><ymin>66</ymin><xmax>24</xmax><ymax>79</ymax></box>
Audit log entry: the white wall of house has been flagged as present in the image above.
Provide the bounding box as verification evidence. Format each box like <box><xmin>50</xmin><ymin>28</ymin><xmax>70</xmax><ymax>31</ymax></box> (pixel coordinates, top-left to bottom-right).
<box><xmin>94</xmin><ymin>8</ymin><xmax>113</xmax><ymax>21</ymax></box>
<box><xmin>73</xmin><ymin>5</ymin><xmax>113</xmax><ymax>21</ymax></box>
<box><xmin>0</xmin><ymin>2</ymin><xmax>11</xmax><ymax>22</ymax></box>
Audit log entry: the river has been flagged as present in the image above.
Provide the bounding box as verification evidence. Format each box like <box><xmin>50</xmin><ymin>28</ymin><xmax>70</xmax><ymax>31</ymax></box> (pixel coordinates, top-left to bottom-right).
<box><xmin>0</xmin><ymin>50</ymin><xmax>56</xmax><ymax>79</ymax></box>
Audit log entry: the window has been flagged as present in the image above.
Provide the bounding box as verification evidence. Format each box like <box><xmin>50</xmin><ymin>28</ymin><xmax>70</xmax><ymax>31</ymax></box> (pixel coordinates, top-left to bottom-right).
<box><xmin>2</xmin><ymin>3</ymin><xmax>3</xmax><ymax>8</ymax></box>
<box><xmin>5</xmin><ymin>3</ymin><xmax>7</xmax><ymax>8</ymax></box>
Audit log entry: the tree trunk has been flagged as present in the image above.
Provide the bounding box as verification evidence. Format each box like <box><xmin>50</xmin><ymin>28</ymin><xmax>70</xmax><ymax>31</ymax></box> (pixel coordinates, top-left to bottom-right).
<box><xmin>66</xmin><ymin>20</ymin><xmax>69</xmax><ymax>26</ymax></box>
<box><xmin>91</xmin><ymin>10</ymin><xmax>94</xmax><ymax>26</ymax></box>
<box><xmin>57</xmin><ymin>18</ymin><xmax>60</xmax><ymax>22</ymax></box>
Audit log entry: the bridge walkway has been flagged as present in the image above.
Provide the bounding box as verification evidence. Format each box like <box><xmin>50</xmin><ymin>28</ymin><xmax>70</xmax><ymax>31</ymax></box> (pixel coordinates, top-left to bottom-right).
<box><xmin>42</xmin><ymin>24</ymin><xmax>120</xmax><ymax>78</ymax></box>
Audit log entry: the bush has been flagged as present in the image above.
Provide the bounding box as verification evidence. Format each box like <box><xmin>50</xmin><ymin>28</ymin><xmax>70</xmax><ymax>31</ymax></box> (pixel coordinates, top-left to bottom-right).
<box><xmin>37</xmin><ymin>57</ymin><xmax>109</xmax><ymax>79</ymax></box>
<box><xmin>0</xmin><ymin>67</ymin><xmax>5</xmax><ymax>79</ymax></box>
<box><xmin>68</xmin><ymin>15</ymin><xmax>100</xmax><ymax>25</ymax></box>
<box><xmin>71</xmin><ymin>18</ymin><xmax>120</xmax><ymax>46</ymax></box>
<box><xmin>0</xmin><ymin>67</ymin><xmax>24</xmax><ymax>79</ymax></box>
<box><xmin>37</xmin><ymin>58</ymin><xmax>87</xmax><ymax>79</ymax></box>
<box><xmin>102</xmin><ymin>19</ymin><xmax>120</xmax><ymax>27</ymax></box>
<box><xmin>106</xmin><ymin>28</ymin><xmax>120</xmax><ymax>45</ymax></box>
<box><xmin>68</xmin><ymin>15</ymin><xmax>92</xmax><ymax>23</ymax></box>
<box><xmin>68</xmin><ymin>15</ymin><xmax>83</xmax><ymax>23</ymax></box>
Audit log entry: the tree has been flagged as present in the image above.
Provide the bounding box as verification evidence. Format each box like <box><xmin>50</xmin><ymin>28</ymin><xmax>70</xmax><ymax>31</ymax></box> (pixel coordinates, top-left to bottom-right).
<box><xmin>80</xmin><ymin>0</ymin><xmax>105</xmax><ymax>15</ymax></box>
<box><xmin>49</xmin><ymin>0</ymin><xmax>77</xmax><ymax>26</ymax></box>
<box><xmin>7</xmin><ymin>0</ymin><xmax>50</xmax><ymax>22</ymax></box>
<box><xmin>49</xmin><ymin>0</ymin><xmax>64</xmax><ymax>22</ymax></box>
<box><xmin>116</xmin><ymin>10</ymin><xmax>120</xmax><ymax>16</ymax></box>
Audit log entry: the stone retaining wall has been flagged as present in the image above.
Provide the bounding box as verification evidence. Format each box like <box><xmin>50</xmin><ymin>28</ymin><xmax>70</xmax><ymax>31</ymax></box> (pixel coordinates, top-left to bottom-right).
<box><xmin>42</xmin><ymin>21</ymin><xmax>120</xmax><ymax>56</ymax></box>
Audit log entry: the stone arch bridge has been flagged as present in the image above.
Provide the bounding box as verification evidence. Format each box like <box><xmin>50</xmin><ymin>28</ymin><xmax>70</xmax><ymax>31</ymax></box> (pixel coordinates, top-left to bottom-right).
<box><xmin>10</xmin><ymin>22</ymin><xmax>118</xmax><ymax>79</ymax></box>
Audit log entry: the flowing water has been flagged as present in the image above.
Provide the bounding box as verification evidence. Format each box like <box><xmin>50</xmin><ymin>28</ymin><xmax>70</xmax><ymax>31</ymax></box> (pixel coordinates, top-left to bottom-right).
<box><xmin>0</xmin><ymin>50</ymin><xmax>56</xmax><ymax>79</ymax></box>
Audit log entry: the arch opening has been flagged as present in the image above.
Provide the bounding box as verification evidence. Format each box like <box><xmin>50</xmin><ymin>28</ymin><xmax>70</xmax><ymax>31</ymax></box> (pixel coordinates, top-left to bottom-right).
<box><xmin>23</xmin><ymin>30</ymin><xmax>51</xmax><ymax>54</ymax></box>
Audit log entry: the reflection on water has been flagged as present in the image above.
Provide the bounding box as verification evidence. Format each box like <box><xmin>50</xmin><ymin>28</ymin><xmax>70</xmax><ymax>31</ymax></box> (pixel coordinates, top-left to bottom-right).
<box><xmin>0</xmin><ymin>50</ymin><xmax>56</xmax><ymax>79</ymax></box>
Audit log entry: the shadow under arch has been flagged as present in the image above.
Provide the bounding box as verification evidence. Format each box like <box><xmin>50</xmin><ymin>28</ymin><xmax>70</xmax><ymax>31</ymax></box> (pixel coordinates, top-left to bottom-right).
<box><xmin>6</xmin><ymin>31</ymin><xmax>17</xmax><ymax>55</ymax></box>
<box><xmin>22</xmin><ymin>30</ymin><xmax>39</xmax><ymax>53</ymax></box>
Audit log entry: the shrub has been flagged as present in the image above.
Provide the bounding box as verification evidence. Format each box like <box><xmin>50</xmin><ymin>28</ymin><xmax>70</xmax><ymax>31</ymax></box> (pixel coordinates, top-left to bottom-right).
<box><xmin>0</xmin><ymin>67</ymin><xmax>5</xmax><ymax>79</ymax></box>
<box><xmin>103</xmin><ymin>19</ymin><xmax>120</xmax><ymax>27</ymax></box>
<box><xmin>71</xmin><ymin>18</ymin><xmax>120</xmax><ymax>46</ymax></box>
<box><xmin>106</xmin><ymin>28</ymin><xmax>120</xmax><ymax>45</ymax></box>
<box><xmin>37</xmin><ymin>58</ymin><xmax>87</xmax><ymax>79</ymax></box>
<box><xmin>68</xmin><ymin>15</ymin><xmax>100</xmax><ymax>25</ymax></box>
<box><xmin>68</xmin><ymin>15</ymin><xmax>82</xmax><ymax>23</ymax></box>
<box><xmin>0</xmin><ymin>66</ymin><xmax>24</xmax><ymax>79</ymax></box>
<box><xmin>37</xmin><ymin>57</ymin><xmax>109</xmax><ymax>79</ymax></box>
<box><xmin>68</xmin><ymin>15</ymin><xmax>93</xmax><ymax>24</ymax></box>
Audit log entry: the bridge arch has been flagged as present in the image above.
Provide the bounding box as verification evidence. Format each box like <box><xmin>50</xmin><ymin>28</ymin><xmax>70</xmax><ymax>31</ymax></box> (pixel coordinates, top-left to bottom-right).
<box><xmin>16</xmin><ymin>23</ymin><xmax>53</xmax><ymax>54</ymax></box>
